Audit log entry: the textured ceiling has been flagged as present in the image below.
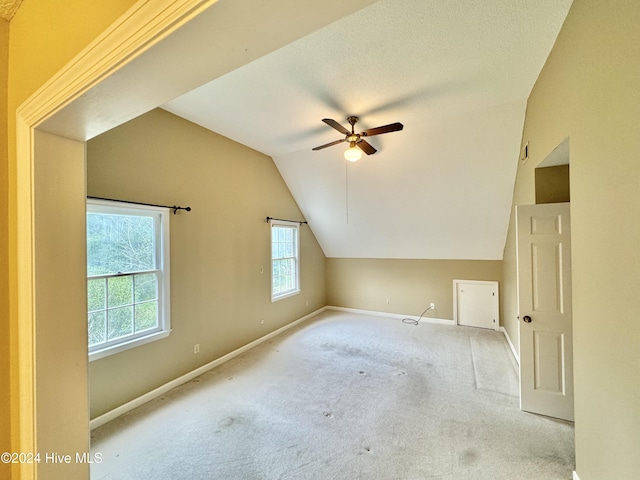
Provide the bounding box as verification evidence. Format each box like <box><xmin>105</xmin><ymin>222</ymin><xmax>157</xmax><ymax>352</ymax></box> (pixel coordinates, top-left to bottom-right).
<box><xmin>163</xmin><ymin>0</ymin><xmax>572</xmax><ymax>259</ymax></box>
<box><xmin>0</xmin><ymin>0</ymin><xmax>22</xmax><ymax>20</ymax></box>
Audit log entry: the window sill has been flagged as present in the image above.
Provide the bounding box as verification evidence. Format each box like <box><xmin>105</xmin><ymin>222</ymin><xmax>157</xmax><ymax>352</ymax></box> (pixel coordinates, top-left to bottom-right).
<box><xmin>89</xmin><ymin>329</ymin><xmax>171</xmax><ymax>362</ymax></box>
<box><xmin>271</xmin><ymin>289</ymin><xmax>300</xmax><ymax>303</ymax></box>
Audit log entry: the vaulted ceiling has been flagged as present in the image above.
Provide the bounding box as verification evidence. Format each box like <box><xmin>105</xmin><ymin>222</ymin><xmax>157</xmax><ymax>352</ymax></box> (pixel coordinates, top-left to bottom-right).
<box><xmin>162</xmin><ymin>0</ymin><xmax>572</xmax><ymax>259</ymax></box>
<box><xmin>40</xmin><ymin>0</ymin><xmax>573</xmax><ymax>260</ymax></box>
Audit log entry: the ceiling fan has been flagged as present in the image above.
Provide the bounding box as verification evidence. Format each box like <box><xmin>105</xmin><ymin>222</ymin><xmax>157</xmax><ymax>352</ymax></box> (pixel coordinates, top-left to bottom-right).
<box><xmin>312</xmin><ymin>116</ymin><xmax>404</xmax><ymax>161</ymax></box>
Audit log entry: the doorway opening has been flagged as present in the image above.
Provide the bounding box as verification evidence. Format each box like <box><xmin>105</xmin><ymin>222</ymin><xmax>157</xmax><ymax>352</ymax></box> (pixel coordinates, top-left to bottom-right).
<box><xmin>535</xmin><ymin>137</ymin><xmax>570</xmax><ymax>204</ymax></box>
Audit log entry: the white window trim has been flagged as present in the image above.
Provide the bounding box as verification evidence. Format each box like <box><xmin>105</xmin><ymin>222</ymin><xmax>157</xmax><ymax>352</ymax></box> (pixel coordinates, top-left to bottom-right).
<box><xmin>270</xmin><ymin>219</ymin><xmax>300</xmax><ymax>302</ymax></box>
<box><xmin>87</xmin><ymin>199</ymin><xmax>171</xmax><ymax>361</ymax></box>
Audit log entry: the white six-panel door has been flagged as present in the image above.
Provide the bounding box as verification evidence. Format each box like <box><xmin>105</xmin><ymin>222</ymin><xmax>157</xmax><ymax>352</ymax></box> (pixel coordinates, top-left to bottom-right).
<box><xmin>516</xmin><ymin>203</ymin><xmax>574</xmax><ymax>421</ymax></box>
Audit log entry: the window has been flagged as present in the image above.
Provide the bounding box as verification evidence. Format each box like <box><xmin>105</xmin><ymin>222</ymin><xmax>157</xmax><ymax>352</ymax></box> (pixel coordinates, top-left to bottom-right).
<box><xmin>271</xmin><ymin>220</ymin><xmax>300</xmax><ymax>301</ymax></box>
<box><xmin>87</xmin><ymin>199</ymin><xmax>170</xmax><ymax>360</ymax></box>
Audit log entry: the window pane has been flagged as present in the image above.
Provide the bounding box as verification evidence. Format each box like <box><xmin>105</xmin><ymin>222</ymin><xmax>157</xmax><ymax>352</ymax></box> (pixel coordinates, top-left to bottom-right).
<box><xmin>88</xmin><ymin>278</ymin><xmax>106</xmax><ymax>312</ymax></box>
<box><xmin>108</xmin><ymin>306</ymin><xmax>133</xmax><ymax>340</ymax></box>
<box><xmin>135</xmin><ymin>302</ymin><xmax>158</xmax><ymax>332</ymax></box>
<box><xmin>88</xmin><ymin>311</ymin><xmax>106</xmax><ymax>346</ymax></box>
<box><xmin>87</xmin><ymin>201</ymin><xmax>171</xmax><ymax>357</ymax></box>
<box><xmin>290</xmin><ymin>260</ymin><xmax>297</xmax><ymax>278</ymax></box>
<box><xmin>271</xmin><ymin>223</ymin><xmax>299</xmax><ymax>300</ymax></box>
<box><xmin>284</xmin><ymin>258</ymin><xmax>293</xmax><ymax>274</ymax></box>
<box><xmin>273</xmin><ymin>257</ymin><xmax>298</xmax><ymax>295</ymax></box>
<box><xmin>135</xmin><ymin>273</ymin><xmax>157</xmax><ymax>302</ymax></box>
<box><xmin>87</xmin><ymin>213</ymin><xmax>156</xmax><ymax>276</ymax></box>
<box><xmin>108</xmin><ymin>275</ymin><xmax>133</xmax><ymax>308</ymax></box>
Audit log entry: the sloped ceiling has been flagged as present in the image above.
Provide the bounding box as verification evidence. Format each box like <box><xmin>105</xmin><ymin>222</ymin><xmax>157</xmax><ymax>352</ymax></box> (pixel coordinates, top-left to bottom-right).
<box><xmin>38</xmin><ymin>0</ymin><xmax>572</xmax><ymax>260</ymax></box>
<box><xmin>163</xmin><ymin>0</ymin><xmax>572</xmax><ymax>259</ymax></box>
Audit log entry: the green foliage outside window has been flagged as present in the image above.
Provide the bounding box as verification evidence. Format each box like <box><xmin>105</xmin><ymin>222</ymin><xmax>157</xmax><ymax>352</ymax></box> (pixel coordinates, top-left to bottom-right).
<box><xmin>87</xmin><ymin>211</ymin><xmax>161</xmax><ymax>349</ymax></box>
<box><xmin>87</xmin><ymin>213</ymin><xmax>155</xmax><ymax>276</ymax></box>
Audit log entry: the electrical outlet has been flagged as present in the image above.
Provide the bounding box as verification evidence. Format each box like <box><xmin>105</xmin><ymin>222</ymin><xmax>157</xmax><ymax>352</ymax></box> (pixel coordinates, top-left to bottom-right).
<box><xmin>259</xmin><ymin>266</ymin><xmax>264</xmax><ymax>274</ymax></box>
<box><xmin>260</xmin><ymin>318</ymin><xmax>264</xmax><ymax>325</ymax></box>
<box><xmin>430</xmin><ymin>302</ymin><xmax>435</xmax><ymax>310</ymax></box>
<box><xmin>193</xmin><ymin>344</ymin><xmax>200</xmax><ymax>354</ymax></box>
<box><xmin>386</xmin><ymin>298</ymin><xmax>391</xmax><ymax>304</ymax></box>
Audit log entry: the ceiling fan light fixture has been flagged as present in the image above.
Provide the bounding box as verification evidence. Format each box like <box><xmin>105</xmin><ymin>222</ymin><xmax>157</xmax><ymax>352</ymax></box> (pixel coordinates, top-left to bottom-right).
<box><xmin>344</xmin><ymin>142</ymin><xmax>362</xmax><ymax>162</ymax></box>
<box><xmin>313</xmin><ymin>116</ymin><xmax>403</xmax><ymax>159</ymax></box>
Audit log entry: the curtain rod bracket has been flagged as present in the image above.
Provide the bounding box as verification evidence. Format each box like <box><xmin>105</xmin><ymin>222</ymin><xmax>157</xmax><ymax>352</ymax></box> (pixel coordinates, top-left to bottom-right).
<box><xmin>172</xmin><ymin>206</ymin><xmax>192</xmax><ymax>215</ymax></box>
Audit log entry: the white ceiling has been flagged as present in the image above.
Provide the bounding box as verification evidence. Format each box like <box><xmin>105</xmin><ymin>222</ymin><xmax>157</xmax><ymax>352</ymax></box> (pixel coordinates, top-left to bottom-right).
<box><xmin>39</xmin><ymin>0</ymin><xmax>572</xmax><ymax>260</ymax></box>
<box><xmin>162</xmin><ymin>0</ymin><xmax>572</xmax><ymax>259</ymax></box>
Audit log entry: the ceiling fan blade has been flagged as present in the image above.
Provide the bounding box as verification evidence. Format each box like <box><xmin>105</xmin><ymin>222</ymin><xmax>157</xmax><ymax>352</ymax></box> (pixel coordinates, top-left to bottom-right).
<box><xmin>361</xmin><ymin>122</ymin><xmax>404</xmax><ymax>137</ymax></box>
<box><xmin>322</xmin><ymin>118</ymin><xmax>351</xmax><ymax>135</ymax></box>
<box><xmin>357</xmin><ymin>139</ymin><xmax>377</xmax><ymax>155</ymax></box>
<box><xmin>312</xmin><ymin>138</ymin><xmax>346</xmax><ymax>151</ymax></box>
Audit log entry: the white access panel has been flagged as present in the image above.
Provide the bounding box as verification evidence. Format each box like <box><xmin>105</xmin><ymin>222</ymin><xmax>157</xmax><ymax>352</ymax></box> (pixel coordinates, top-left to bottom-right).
<box><xmin>453</xmin><ymin>280</ymin><xmax>499</xmax><ymax>331</ymax></box>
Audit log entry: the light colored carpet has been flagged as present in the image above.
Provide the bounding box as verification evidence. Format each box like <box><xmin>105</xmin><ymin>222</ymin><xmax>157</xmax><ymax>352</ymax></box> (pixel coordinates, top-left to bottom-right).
<box><xmin>90</xmin><ymin>310</ymin><xmax>575</xmax><ymax>479</ymax></box>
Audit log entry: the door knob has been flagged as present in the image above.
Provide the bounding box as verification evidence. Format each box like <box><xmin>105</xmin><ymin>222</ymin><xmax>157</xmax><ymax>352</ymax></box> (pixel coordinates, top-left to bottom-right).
<box><xmin>523</xmin><ymin>315</ymin><xmax>532</xmax><ymax>323</ymax></box>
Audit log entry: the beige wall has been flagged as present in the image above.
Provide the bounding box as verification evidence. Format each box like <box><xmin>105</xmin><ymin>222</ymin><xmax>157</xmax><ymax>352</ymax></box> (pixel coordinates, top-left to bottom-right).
<box><xmin>86</xmin><ymin>108</ymin><xmax>326</xmax><ymax>418</ymax></box>
<box><xmin>501</xmin><ymin>212</ymin><xmax>520</xmax><ymax>358</ymax></box>
<box><xmin>0</xmin><ymin>16</ymin><xmax>10</xmax><ymax>480</ymax></box>
<box><xmin>502</xmin><ymin>1</ymin><xmax>640</xmax><ymax>478</ymax></box>
<box><xmin>535</xmin><ymin>165</ymin><xmax>570</xmax><ymax>204</ymax></box>
<box><xmin>327</xmin><ymin>258</ymin><xmax>502</xmax><ymax>322</ymax></box>
<box><xmin>34</xmin><ymin>131</ymin><xmax>89</xmax><ymax>479</ymax></box>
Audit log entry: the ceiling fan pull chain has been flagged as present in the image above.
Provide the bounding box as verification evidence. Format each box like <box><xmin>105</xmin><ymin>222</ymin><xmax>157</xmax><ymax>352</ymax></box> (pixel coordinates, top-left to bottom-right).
<box><xmin>345</xmin><ymin>161</ymin><xmax>349</xmax><ymax>224</ymax></box>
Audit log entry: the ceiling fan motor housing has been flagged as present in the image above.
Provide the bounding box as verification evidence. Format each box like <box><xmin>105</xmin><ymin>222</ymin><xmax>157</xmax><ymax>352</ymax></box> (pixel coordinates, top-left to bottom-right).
<box><xmin>312</xmin><ymin>116</ymin><xmax>403</xmax><ymax>156</ymax></box>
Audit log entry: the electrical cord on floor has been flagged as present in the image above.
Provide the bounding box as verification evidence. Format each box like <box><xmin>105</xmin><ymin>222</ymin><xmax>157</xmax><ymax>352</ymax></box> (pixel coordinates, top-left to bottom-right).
<box><xmin>402</xmin><ymin>305</ymin><xmax>434</xmax><ymax>325</ymax></box>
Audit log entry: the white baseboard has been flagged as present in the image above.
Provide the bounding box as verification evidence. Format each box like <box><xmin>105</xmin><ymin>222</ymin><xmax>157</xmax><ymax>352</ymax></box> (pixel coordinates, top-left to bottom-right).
<box><xmin>573</xmin><ymin>471</ymin><xmax>580</xmax><ymax>480</ymax></box>
<box><xmin>90</xmin><ymin>306</ymin><xmax>327</xmax><ymax>430</ymax></box>
<box><xmin>326</xmin><ymin>305</ymin><xmax>454</xmax><ymax>326</ymax></box>
<box><xmin>500</xmin><ymin>326</ymin><xmax>520</xmax><ymax>365</ymax></box>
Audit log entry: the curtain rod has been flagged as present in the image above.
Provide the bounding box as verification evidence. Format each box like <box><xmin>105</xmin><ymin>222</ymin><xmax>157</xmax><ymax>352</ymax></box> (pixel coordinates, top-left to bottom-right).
<box><xmin>87</xmin><ymin>196</ymin><xmax>191</xmax><ymax>215</ymax></box>
<box><xmin>265</xmin><ymin>216</ymin><xmax>308</xmax><ymax>225</ymax></box>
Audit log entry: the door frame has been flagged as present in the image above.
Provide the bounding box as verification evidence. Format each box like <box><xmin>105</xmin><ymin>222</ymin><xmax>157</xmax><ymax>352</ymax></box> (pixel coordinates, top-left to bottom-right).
<box><xmin>13</xmin><ymin>1</ymin><xmax>217</xmax><ymax>477</ymax></box>
<box><xmin>453</xmin><ymin>279</ymin><xmax>500</xmax><ymax>331</ymax></box>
